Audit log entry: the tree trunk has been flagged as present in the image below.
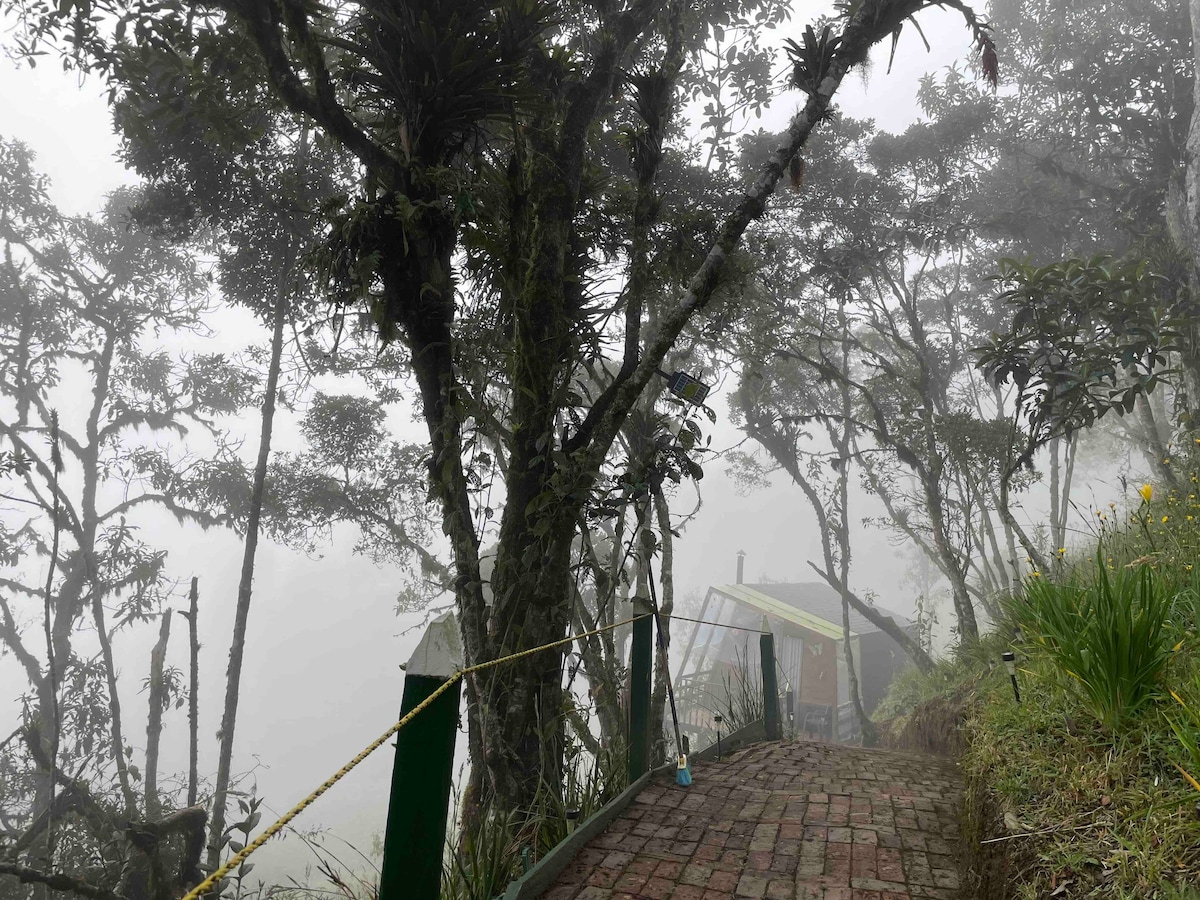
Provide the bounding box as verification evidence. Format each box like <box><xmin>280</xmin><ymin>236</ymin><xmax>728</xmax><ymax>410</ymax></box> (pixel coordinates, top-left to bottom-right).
<box><xmin>999</xmin><ymin>464</ymin><xmax>1050</xmax><ymax>576</ymax></box>
<box><xmin>185</xmin><ymin>578</ymin><xmax>199</xmax><ymax>809</ymax></box>
<box><xmin>920</xmin><ymin>475</ymin><xmax>978</xmax><ymax>643</ymax></box>
<box><xmin>144</xmin><ymin>609</ymin><xmax>172</xmax><ymax>820</ymax></box>
<box><xmin>206</xmin><ymin>284</ymin><xmax>289</xmax><ymax>872</ymax></box>
<box><xmin>648</xmin><ymin>484</ymin><xmax>675</xmax><ymax>764</ymax></box>
<box><xmin>807</xmin><ymin>563</ymin><xmax>935</xmax><ymax>674</ymax></box>
<box><xmin>1049</xmin><ymin>436</ymin><xmax>1062</xmax><ymax>555</ymax></box>
<box><xmin>1165</xmin><ymin>0</ymin><xmax>1200</xmax><ymax>417</ymax></box>
<box><xmin>91</xmin><ymin>590</ymin><xmax>140</xmax><ymax>820</ymax></box>
<box><xmin>831</xmin><ymin>326</ymin><xmax>875</xmax><ymax>745</ymax></box>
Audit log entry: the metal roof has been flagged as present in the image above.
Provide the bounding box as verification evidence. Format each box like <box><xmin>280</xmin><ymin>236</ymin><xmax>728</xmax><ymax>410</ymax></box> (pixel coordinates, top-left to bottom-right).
<box><xmin>709</xmin><ymin>582</ymin><xmax>912</xmax><ymax>639</ymax></box>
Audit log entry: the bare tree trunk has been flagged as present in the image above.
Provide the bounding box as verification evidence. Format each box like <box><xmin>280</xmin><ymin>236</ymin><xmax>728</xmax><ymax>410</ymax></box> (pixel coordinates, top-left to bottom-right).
<box><xmin>833</xmin><ymin>323</ymin><xmax>874</xmax><ymax>746</ymax></box>
<box><xmin>807</xmin><ymin>563</ymin><xmax>934</xmax><ymax>674</ymax></box>
<box><xmin>649</xmin><ymin>483</ymin><xmax>675</xmax><ymax>763</ymax></box>
<box><xmin>144</xmin><ymin>609</ymin><xmax>172</xmax><ymax>820</ymax></box>
<box><xmin>91</xmin><ymin>591</ymin><xmax>140</xmax><ymax>820</ymax></box>
<box><xmin>1164</xmin><ymin>0</ymin><xmax>1200</xmax><ymax>414</ymax></box>
<box><xmin>999</xmin><ymin>465</ymin><xmax>1050</xmax><ymax>576</ymax></box>
<box><xmin>1049</xmin><ymin>436</ymin><xmax>1062</xmax><ymax>554</ymax></box>
<box><xmin>39</xmin><ymin>417</ymin><xmax>63</xmax><ymax>879</ymax></box>
<box><xmin>185</xmin><ymin>578</ymin><xmax>199</xmax><ymax>809</ymax></box>
<box><xmin>206</xmin><ymin>283</ymin><xmax>290</xmax><ymax>871</ymax></box>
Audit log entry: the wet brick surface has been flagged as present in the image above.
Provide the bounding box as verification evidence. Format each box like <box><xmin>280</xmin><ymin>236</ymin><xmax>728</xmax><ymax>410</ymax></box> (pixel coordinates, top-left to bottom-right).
<box><xmin>542</xmin><ymin>739</ymin><xmax>963</xmax><ymax>900</ymax></box>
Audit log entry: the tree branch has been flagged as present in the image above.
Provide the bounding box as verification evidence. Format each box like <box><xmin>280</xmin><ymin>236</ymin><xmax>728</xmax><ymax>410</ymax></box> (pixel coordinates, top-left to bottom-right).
<box><xmin>569</xmin><ymin>0</ymin><xmax>931</xmax><ymax>463</ymax></box>
<box><xmin>806</xmin><ymin>561</ymin><xmax>934</xmax><ymax>674</ymax></box>
<box><xmin>0</xmin><ymin>863</ymin><xmax>129</xmax><ymax>900</ymax></box>
<box><xmin>227</xmin><ymin>0</ymin><xmax>405</xmax><ymax>185</ymax></box>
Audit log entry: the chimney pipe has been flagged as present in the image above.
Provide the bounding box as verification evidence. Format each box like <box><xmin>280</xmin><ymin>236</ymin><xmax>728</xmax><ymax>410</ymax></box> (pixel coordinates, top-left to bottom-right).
<box><xmin>736</xmin><ymin>550</ymin><xmax>745</xmax><ymax>585</ymax></box>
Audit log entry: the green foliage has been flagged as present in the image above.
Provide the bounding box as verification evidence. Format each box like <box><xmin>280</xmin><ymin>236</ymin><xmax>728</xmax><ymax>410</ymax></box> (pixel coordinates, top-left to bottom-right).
<box><xmin>872</xmin><ymin>629</ymin><xmax>1010</xmax><ymax>724</ymax></box>
<box><xmin>979</xmin><ymin>255</ymin><xmax>1181</xmax><ymax>457</ymax></box>
<box><xmin>963</xmin><ymin>650</ymin><xmax>1200</xmax><ymax>897</ymax></box>
<box><xmin>441</xmin><ymin>735</ymin><xmax>626</xmax><ymax>900</ymax></box>
<box><xmin>719</xmin><ymin>642</ymin><xmax>766</xmax><ymax>733</ymax></box>
<box><xmin>1010</xmin><ymin>556</ymin><xmax>1174</xmax><ymax>732</ymax></box>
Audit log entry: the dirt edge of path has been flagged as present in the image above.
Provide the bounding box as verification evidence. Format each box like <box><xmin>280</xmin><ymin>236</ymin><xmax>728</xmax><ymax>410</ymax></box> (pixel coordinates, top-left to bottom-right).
<box><xmin>878</xmin><ymin>694</ymin><xmax>1010</xmax><ymax>899</ymax></box>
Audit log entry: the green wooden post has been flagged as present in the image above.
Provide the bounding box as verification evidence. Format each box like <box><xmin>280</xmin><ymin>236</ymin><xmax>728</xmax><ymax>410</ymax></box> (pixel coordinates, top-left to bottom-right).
<box><xmin>628</xmin><ymin>598</ymin><xmax>652</xmax><ymax>784</ymax></box>
<box><xmin>379</xmin><ymin>612</ymin><xmax>461</xmax><ymax>900</ymax></box>
<box><xmin>760</xmin><ymin>615</ymin><xmax>779</xmax><ymax>741</ymax></box>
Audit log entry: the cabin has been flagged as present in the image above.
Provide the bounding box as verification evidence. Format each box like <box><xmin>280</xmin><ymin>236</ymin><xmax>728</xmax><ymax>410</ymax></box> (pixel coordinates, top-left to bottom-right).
<box><xmin>673</xmin><ymin>554</ymin><xmax>917</xmax><ymax>744</ymax></box>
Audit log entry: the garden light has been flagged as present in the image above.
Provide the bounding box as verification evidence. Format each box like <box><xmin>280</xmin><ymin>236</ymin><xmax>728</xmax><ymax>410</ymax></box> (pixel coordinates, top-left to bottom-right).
<box><xmin>566</xmin><ymin>808</ymin><xmax>580</xmax><ymax>834</ymax></box>
<box><xmin>714</xmin><ymin>712</ymin><xmax>723</xmax><ymax>760</ymax></box>
<box><xmin>1002</xmin><ymin>651</ymin><xmax>1021</xmax><ymax>703</ymax></box>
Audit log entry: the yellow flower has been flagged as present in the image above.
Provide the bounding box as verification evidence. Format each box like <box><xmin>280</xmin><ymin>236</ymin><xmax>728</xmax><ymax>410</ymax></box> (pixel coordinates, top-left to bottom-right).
<box><xmin>1141</xmin><ymin>483</ymin><xmax>1154</xmax><ymax>502</ymax></box>
<box><xmin>1031</xmin><ymin>571</ymin><xmax>1041</xmax><ymax>578</ymax></box>
<box><xmin>1057</xmin><ymin>547</ymin><xmax>1066</xmax><ymax>555</ymax></box>
<box><xmin>1163</xmin><ymin>516</ymin><xmax>1170</xmax><ymax>523</ymax></box>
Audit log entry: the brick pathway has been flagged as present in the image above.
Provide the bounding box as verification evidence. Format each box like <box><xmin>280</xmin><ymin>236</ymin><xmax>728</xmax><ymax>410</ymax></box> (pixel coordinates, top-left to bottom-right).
<box><xmin>544</xmin><ymin>739</ymin><xmax>963</xmax><ymax>900</ymax></box>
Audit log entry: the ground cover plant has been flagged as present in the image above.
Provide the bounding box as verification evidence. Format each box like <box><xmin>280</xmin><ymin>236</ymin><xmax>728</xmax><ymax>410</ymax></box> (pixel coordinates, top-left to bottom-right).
<box><xmin>876</xmin><ymin>470</ymin><xmax>1200</xmax><ymax>897</ymax></box>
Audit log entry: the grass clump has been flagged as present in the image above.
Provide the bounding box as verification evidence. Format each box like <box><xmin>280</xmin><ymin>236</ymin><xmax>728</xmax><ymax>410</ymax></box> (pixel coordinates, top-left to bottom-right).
<box><xmin>961</xmin><ymin>648</ymin><xmax>1200</xmax><ymax>898</ymax></box>
<box><xmin>441</xmin><ymin>734</ymin><xmax>626</xmax><ymax>900</ymax></box>
<box><xmin>1010</xmin><ymin>555</ymin><xmax>1174</xmax><ymax>731</ymax></box>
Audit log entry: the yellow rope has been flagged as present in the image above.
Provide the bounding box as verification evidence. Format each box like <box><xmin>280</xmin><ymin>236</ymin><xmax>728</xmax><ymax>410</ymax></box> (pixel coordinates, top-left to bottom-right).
<box><xmin>181</xmin><ymin>614</ymin><xmax>649</xmax><ymax>900</ymax></box>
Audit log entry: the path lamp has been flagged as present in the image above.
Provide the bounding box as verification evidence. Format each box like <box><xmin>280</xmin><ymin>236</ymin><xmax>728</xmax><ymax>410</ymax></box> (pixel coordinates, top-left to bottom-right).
<box><xmin>566</xmin><ymin>808</ymin><xmax>580</xmax><ymax>835</ymax></box>
<box><xmin>1002</xmin><ymin>651</ymin><xmax>1021</xmax><ymax>703</ymax></box>
<box><xmin>713</xmin><ymin>712</ymin><xmax>723</xmax><ymax>761</ymax></box>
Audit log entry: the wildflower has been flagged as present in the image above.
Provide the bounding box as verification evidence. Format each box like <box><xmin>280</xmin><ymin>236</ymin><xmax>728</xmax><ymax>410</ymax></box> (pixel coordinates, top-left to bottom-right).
<box><xmin>1031</xmin><ymin>571</ymin><xmax>1041</xmax><ymax>578</ymax></box>
<box><xmin>1163</xmin><ymin>516</ymin><xmax>1170</xmax><ymax>523</ymax></box>
<box><xmin>1057</xmin><ymin>547</ymin><xmax>1066</xmax><ymax>555</ymax></box>
<box><xmin>1140</xmin><ymin>483</ymin><xmax>1154</xmax><ymax>502</ymax></box>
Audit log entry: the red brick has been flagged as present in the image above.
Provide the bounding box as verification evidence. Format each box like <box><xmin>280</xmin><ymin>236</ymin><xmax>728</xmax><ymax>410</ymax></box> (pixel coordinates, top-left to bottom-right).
<box><xmin>612</xmin><ymin>872</ymin><xmax>647</xmax><ymax>894</ymax></box>
<box><xmin>641</xmin><ymin>877</ymin><xmax>676</xmax><ymax>900</ymax></box>
<box><xmin>708</xmin><ymin>870</ymin><xmax>738</xmax><ymax>892</ymax></box>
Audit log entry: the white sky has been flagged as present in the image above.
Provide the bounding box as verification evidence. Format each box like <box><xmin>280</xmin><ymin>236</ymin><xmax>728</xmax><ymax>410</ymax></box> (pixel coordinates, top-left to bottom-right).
<box><xmin>0</xmin><ymin>4</ymin><xmax>1063</xmax><ymax>882</ymax></box>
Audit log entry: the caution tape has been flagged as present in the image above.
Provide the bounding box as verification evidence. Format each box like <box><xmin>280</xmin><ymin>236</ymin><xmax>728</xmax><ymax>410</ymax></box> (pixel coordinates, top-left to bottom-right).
<box><xmin>182</xmin><ymin>614</ymin><xmax>650</xmax><ymax>900</ymax></box>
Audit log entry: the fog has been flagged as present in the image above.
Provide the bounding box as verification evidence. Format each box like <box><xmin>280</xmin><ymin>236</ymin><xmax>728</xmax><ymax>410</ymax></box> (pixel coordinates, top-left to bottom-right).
<box><xmin>0</xmin><ymin>0</ymin><xmax>1177</xmax><ymax>893</ymax></box>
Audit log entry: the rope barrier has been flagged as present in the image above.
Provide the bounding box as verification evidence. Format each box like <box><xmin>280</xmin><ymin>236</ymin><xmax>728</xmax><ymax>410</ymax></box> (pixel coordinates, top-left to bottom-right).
<box><xmin>181</xmin><ymin>614</ymin><xmax>650</xmax><ymax>900</ymax></box>
<box><xmin>665</xmin><ymin>613</ymin><xmax>767</xmax><ymax>634</ymax></box>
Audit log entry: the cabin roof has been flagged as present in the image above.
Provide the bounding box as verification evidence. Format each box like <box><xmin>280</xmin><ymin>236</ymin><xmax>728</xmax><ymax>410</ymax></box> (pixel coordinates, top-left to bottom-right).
<box><xmin>708</xmin><ymin>582</ymin><xmax>912</xmax><ymax>640</ymax></box>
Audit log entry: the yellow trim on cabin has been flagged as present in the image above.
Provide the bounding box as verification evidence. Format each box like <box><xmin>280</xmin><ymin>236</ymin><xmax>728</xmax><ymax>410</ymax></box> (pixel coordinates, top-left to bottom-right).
<box><xmin>711</xmin><ymin>584</ymin><xmax>855</xmax><ymax>642</ymax></box>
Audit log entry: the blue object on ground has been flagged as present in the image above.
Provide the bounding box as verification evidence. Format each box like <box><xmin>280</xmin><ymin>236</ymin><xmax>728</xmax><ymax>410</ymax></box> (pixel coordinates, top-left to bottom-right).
<box><xmin>676</xmin><ymin>755</ymin><xmax>692</xmax><ymax>786</ymax></box>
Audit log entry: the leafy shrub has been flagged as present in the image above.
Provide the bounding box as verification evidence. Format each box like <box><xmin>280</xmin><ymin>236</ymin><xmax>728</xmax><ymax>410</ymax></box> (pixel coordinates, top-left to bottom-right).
<box><xmin>1010</xmin><ymin>555</ymin><xmax>1173</xmax><ymax>731</ymax></box>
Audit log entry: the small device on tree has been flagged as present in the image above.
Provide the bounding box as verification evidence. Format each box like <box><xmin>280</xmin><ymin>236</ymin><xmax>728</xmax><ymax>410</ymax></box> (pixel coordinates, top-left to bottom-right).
<box><xmin>658</xmin><ymin>369</ymin><xmax>711</xmax><ymax>406</ymax></box>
